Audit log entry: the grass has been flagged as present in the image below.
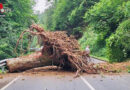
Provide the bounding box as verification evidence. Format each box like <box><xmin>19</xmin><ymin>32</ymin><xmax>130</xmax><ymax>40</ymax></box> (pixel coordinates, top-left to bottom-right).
<box><xmin>0</xmin><ymin>68</ymin><xmax>7</xmax><ymax>74</ymax></box>
<box><xmin>126</xmin><ymin>65</ymin><xmax>130</xmax><ymax>73</ymax></box>
<box><xmin>0</xmin><ymin>69</ymin><xmax>2</xmax><ymax>74</ymax></box>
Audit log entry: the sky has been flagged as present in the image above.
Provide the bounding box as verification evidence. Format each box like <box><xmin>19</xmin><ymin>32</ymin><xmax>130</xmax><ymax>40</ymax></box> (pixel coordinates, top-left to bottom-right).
<box><xmin>33</xmin><ymin>0</ymin><xmax>53</xmax><ymax>14</ymax></box>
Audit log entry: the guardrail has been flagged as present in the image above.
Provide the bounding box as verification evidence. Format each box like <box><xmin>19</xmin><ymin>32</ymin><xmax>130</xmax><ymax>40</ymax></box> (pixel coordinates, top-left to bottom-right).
<box><xmin>0</xmin><ymin>59</ymin><xmax>7</xmax><ymax>73</ymax></box>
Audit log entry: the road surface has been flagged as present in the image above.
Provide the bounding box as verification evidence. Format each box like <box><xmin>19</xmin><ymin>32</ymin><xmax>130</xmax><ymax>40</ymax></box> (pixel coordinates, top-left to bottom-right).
<box><xmin>0</xmin><ymin>72</ymin><xmax>130</xmax><ymax>90</ymax></box>
<box><xmin>0</xmin><ymin>58</ymin><xmax>129</xmax><ymax>90</ymax></box>
<box><xmin>91</xmin><ymin>57</ymin><xmax>105</xmax><ymax>64</ymax></box>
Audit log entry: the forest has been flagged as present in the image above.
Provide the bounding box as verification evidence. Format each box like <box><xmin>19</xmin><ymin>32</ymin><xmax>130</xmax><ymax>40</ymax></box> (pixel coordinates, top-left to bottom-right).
<box><xmin>40</xmin><ymin>0</ymin><xmax>130</xmax><ymax>62</ymax></box>
<box><xmin>0</xmin><ymin>0</ymin><xmax>130</xmax><ymax>62</ymax></box>
<box><xmin>0</xmin><ymin>0</ymin><xmax>37</xmax><ymax>60</ymax></box>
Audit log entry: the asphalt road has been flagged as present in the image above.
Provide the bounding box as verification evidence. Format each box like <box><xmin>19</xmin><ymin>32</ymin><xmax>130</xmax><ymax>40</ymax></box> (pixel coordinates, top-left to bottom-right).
<box><xmin>0</xmin><ymin>73</ymin><xmax>130</xmax><ymax>90</ymax></box>
<box><xmin>0</xmin><ymin>77</ymin><xmax>15</xmax><ymax>89</ymax></box>
<box><xmin>0</xmin><ymin>58</ymin><xmax>128</xmax><ymax>90</ymax></box>
<box><xmin>90</xmin><ymin>57</ymin><xmax>105</xmax><ymax>64</ymax></box>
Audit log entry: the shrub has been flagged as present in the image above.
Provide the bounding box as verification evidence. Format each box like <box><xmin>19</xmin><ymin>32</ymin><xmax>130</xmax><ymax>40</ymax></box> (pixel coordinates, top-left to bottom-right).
<box><xmin>106</xmin><ymin>19</ymin><xmax>130</xmax><ymax>62</ymax></box>
<box><xmin>79</xmin><ymin>27</ymin><xmax>107</xmax><ymax>58</ymax></box>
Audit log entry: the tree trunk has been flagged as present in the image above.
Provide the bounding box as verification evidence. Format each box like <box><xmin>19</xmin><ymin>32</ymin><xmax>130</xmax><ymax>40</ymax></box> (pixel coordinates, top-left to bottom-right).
<box><xmin>11</xmin><ymin>24</ymin><xmax>98</xmax><ymax>74</ymax></box>
<box><xmin>6</xmin><ymin>52</ymin><xmax>58</xmax><ymax>72</ymax></box>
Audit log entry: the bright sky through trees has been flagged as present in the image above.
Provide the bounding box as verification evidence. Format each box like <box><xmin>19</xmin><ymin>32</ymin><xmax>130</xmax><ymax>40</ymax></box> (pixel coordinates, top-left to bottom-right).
<box><xmin>33</xmin><ymin>0</ymin><xmax>53</xmax><ymax>14</ymax></box>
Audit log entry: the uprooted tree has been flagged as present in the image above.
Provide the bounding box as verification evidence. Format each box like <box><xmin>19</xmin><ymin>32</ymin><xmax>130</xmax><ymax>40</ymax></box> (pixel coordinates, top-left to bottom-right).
<box><xmin>7</xmin><ymin>24</ymin><xmax>99</xmax><ymax>74</ymax></box>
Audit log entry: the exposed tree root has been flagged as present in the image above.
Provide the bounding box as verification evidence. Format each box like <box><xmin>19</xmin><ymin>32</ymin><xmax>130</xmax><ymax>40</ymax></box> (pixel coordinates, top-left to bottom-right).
<box><xmin>11</xmin><ymin>24</ymin><xmax>100</xmax><ymax>75</ymax></box>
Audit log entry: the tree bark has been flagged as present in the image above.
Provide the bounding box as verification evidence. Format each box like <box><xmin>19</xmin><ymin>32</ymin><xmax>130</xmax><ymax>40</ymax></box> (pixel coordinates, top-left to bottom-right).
<box><xmin>6</xmin><ymin>52</ymin><xmax>57</xmax><ymax>72</ymax></box>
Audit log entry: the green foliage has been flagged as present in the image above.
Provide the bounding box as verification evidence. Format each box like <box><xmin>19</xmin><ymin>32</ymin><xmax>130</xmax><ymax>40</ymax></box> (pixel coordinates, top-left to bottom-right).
<box><xmin>40</xmin><ymin>0</ymin><xmax>130</xmax><ymax>62</ymax></box>
<box><xmin>68</xmin><ymin>0</ymin><xmax>99</xmax><ymax>28</ymax></box>
<box><xmin>52</xmin><ymin>0</ymin><xmax>81</xmax><ymax>30</ymax></box>
<box><xmin>39</xmin><ymin>6</ymin><xmax>55</xmax><ymax>30</ymax></box>
<box><xmin>0</xmin><ymin>69</ymin><xmax>2</xmax><ymax>74</ymax></box>
<box><xmin>79</xmin><ymin>28</ymin><xmax>97</xmax><ymax>50</ymax></box>
<box><xmin>79</xmin><ymin>28</ymin><xmax>107</xmax><ymax>58</ymax></box>
<box><xmin>106</xmin><ymin>19</ymin><xmax>130</xmax><ymax>62</ymax></box>
<box><xmin>84</xmin><ymin>0</ymin><xmax>126</xmax><ymax>41</ymax></box>
<box><xmin>126</xmin><ymin>65</ymin><xmax>130</xmax><ymax>73</ymax></box>
<box><xmin>82</xmin><ymin>0</ymin><xmax>130</xmax><ymax>62</ymax></box>
<box><xmin>0</xmin><ymin>0</ymin><xmax>37</xmax><ymax>60</ymax></box>
<box><xmin>40</xmin><ymin>0</ymin><xmax>99</xmax><ymax>34</ymax></box>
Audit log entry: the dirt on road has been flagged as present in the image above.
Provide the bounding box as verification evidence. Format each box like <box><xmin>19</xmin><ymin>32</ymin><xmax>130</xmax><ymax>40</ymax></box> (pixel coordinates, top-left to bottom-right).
<box><xmin>99</xmin><ymin>60</ymin><xmax>130</xmax><ymax>73</ymax></box>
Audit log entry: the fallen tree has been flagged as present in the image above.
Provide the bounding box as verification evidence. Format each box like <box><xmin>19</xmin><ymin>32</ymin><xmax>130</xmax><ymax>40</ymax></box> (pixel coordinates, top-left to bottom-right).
<box><xmin>7</xmin><ymin>24</ymin><xmax>98</xmax><ymax>74</ymax></box>
<box><xmin>7</xmin><ymin>52</ymin><xmax>56</xmax><ymax>72</ymax></box>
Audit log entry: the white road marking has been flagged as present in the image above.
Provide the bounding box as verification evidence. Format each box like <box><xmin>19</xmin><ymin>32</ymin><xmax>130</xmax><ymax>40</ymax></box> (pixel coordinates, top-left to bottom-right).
<box><xmin>1</xmin><ymin>76</ymin><xmax>20</xmax><ymax>90</ymax></box>
<box><xmin>80</xmin><ymin>76</ymin><xmax>96</xmax><ymax>90</ymax></box>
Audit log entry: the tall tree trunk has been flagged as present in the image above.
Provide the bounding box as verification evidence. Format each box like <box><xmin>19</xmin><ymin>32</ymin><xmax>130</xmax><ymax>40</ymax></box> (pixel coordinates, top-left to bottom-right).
<box><xmin>6</xmin><ymin>52</ymin><xmax>58</xmax><ymax>72</ymax></box>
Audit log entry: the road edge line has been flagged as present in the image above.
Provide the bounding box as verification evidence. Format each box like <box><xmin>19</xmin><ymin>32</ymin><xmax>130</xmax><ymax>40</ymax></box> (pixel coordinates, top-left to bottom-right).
<box><xmin>1</xmin><ymin>76</ymin><xmax>20</xmax><ymax>90</ymax></box>
<box><xmin>80</xmin><ymin>76</ymin><xmax>95</xmax><ymax>90</ymax></box>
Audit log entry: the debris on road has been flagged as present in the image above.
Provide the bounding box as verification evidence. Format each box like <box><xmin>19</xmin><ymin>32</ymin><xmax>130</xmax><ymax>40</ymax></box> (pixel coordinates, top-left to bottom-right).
<box><xmin>25</xmin><ymin>66</ymin><xmax>61</xmax><ymax>72</ymax></box>
<box><xmin>99</xmin><ymin>61</ymin><xmax>130</xmax><ymax>73</ymax></box>
<box><xmin>0</xmin><ymin>75</ymin><xmax>3</xmax><ymax>79</ymax></box>
<box><xmin>7</xmin><ymin>24</ymin><xmax>99</xmax><ymax>75</ymax></box>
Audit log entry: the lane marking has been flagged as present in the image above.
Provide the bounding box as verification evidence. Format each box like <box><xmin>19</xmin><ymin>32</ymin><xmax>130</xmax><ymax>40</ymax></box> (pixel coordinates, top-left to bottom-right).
<box><xmin>1</xmin><ymin>76</ymin><xmax>20</xmax><ymax>90</ymax></box>
<box><xmin>80</xmin><ymin>76</ymin><xmax>96</xmax><ymax>90</ymax></box>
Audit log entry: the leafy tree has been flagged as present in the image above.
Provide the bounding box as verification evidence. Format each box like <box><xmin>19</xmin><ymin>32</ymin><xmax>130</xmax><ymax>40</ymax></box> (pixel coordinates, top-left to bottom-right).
<box><xmin>39</xmin><ymin>0</ymin><xmax>130</xmax><ymax>62</ymax></box>
<box><xmin>40</xmin><ymin>0</ymin><xmax>99</xmax><ymax>37</ymax></box>
<box><xmin>106</xmin><ymin>19</ymin><xmax>130</xmax><ymax>62</ymax></box>
<box><xmin>81</xmin><ymin>0</ymin><xmax>130</xmax><ymax>61</ymax></box>
<box><xmin>68</xmin><ymin>0</ymin><xmax>99</xmax><ymax>29</ymax></box>
<box><xmin>84</xmin><ymin>0</ymin><xmax>127</xmax><ymax>44</ymax></box>
<box><xmin>39</xmin><ymin>6</ymin><xmax>55</xmax><ymax>30</ymax></box>
<box><xmin>0</xmin><ymin>0</ymin><xmax>37</xmax><ymax>60</ymax></box>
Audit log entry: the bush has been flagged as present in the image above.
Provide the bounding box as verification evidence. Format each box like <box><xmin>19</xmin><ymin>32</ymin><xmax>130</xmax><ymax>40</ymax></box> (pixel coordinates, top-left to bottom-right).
<box><xmin>106</xmin><ymin>19</ymin><xmax>130</xmax><ymax>62</ymax></box>
<box><xmin>79</xmin><ymin>27</ymin><xmax>107</xmax><ymax>58</ymax></box>
<box><xmin>84</xmin><ymin>0</ymin><xmax>127</xmax><ymax>40</ymax></box>
<box><xmin>82</xmin><ymin>0</ymin><xmax>130</xmax><ymax>62</ymax></box>
<box><xmin>0</xmin><ymin>43</ymin><xmax>12</xmax><ymax>59</ymax></box>
<box><xmin>0</xmin><ymin>0</ymin><xmax>37</xmax><ymax>60</ymax></box>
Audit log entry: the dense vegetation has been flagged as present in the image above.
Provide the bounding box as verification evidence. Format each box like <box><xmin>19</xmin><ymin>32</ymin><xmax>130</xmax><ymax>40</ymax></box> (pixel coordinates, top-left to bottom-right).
<box><xmin>40</xmin><ymin>0</ymin><xmax>130</xmax><ymax>62</ymax></box>
<box><xmin>0</xmin><ymin>0</ymin><xmax>129</xmax><ymax>62</ymax></box>
<box><xmin>0</xmin><ymin>0</ymin><xmax>37</xmax><ymax>60</ymax></box>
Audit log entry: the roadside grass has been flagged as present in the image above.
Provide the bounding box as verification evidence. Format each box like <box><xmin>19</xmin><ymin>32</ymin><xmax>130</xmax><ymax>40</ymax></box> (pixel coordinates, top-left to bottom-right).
<box><xmin>0</xmin><ymin>69</ymin><xmax>2</xmax><ymax>74</ymax></box>
<box><xmin>126</xmin><ymin>65</ymin><xmax>130</xmax><ymax>73</ymax></box>
<box><xmin>125</xmin><ymin>59</ymin><xmax>130</xmax><ymax>73</ymax></box>
<box><xmin>0</xmin><ymin>68</ymin><xmax>7</xmax><ymax>74</ymax></box>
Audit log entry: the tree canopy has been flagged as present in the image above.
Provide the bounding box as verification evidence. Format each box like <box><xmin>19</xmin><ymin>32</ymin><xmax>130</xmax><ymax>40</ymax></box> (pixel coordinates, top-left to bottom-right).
<box><xmin>0</xmin><ymin>0</ymin><xmax>129</xmax><ymax>62</ymax></box>
<box><xmin>0</xmin><ymin>0</ymin><xmax>37</xmax><ymax>60</ymax></box>
<box><xmin>40</xmin><ymin>0</ymin><xmax>130</xmax><ymax>62</ymax></box>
